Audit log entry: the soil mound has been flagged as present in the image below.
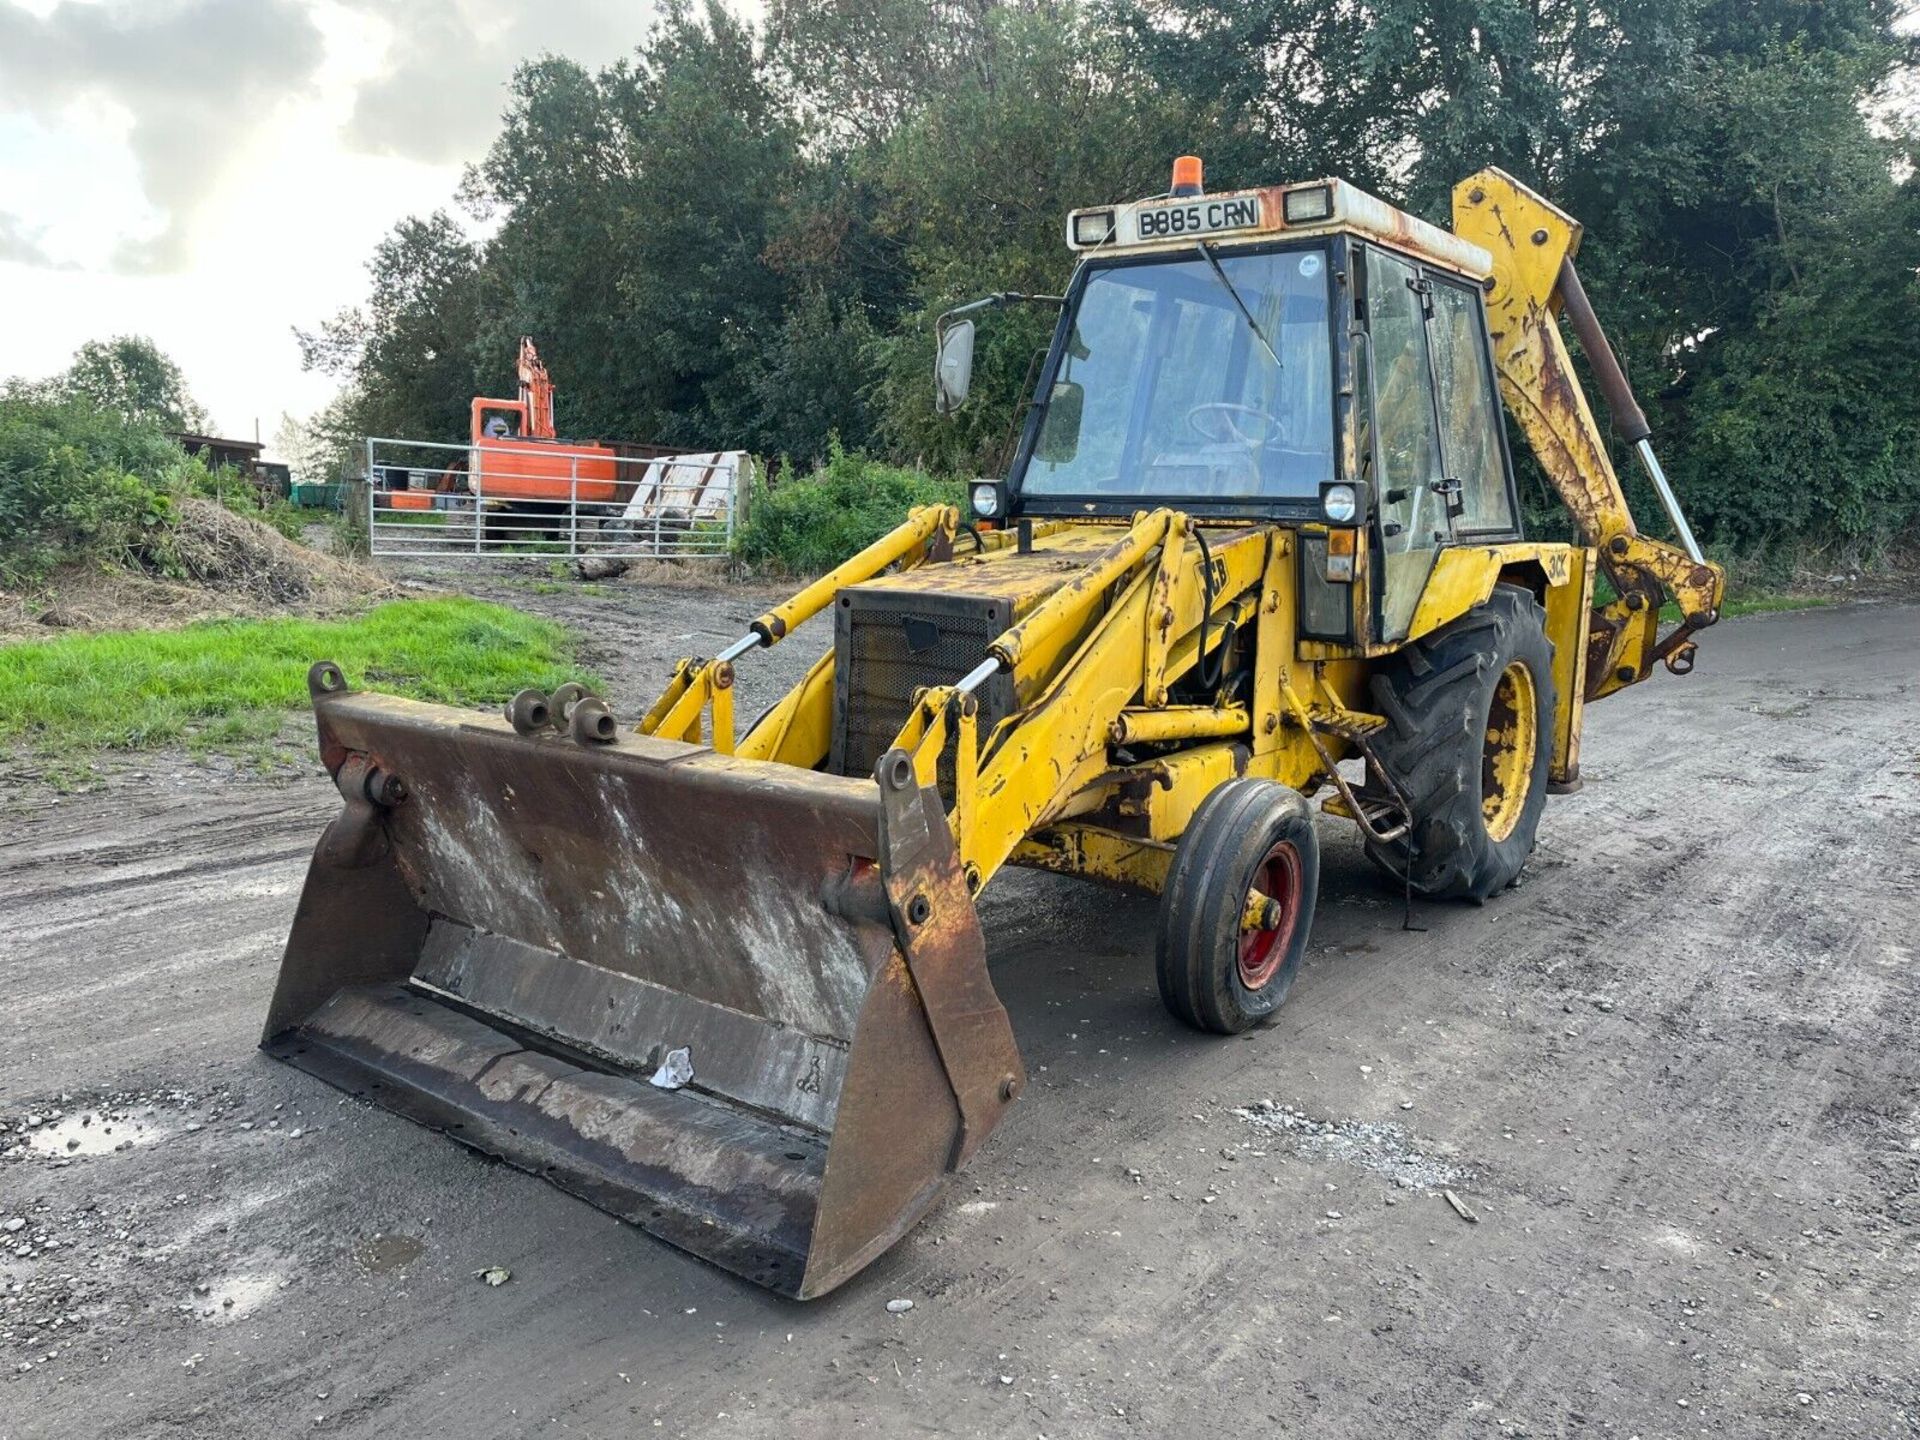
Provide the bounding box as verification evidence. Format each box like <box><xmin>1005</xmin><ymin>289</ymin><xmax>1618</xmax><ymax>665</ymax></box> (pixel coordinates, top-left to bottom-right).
<box><xmin>2</xmin><ymin>499</ymin><xmax>395</xmax><ymax>639</ymax></box>
<box><xmin>165</xmin><ymin>498</ymin><xmax>386</xmax><ymax>607</ymax></box>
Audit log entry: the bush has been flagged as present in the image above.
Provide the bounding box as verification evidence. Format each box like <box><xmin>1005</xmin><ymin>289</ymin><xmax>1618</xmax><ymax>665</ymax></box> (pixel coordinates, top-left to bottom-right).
<box><xmin>0</xmin><ymin>389</ymin><xmax>315</xmax><ymax>587</ymax></box>
<box><xmin>0</xmin><ymin>391</ymin><xmax>193</xmax><ymax>586</ymax></box>
<box><xmin>733</xmin><ymin>440</ymin><xmax>966</xmax><ymax>574</ymax></box>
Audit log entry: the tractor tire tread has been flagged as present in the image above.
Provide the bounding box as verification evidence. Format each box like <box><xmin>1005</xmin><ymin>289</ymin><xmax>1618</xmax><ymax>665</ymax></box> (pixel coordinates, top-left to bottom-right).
<box><xmin>1361</xmin><ymin>584</ymin><xmax>1555</xmax><ymax>902</ymax></box>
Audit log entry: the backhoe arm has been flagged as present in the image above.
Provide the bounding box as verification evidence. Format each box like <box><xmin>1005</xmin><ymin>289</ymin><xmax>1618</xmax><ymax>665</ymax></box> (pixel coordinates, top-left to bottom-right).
<box><xmin>1453</xmin><ymin>170</ymin><xmax>1725</xmax><ymax>702</ymax></box>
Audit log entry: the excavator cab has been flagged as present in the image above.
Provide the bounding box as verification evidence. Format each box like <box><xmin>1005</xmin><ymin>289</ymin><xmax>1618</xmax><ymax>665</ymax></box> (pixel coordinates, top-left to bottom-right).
<box><xmin>266</xmin><ymin>162</ymin><xmax>1723</xmax><ymax>1299</ymax></box>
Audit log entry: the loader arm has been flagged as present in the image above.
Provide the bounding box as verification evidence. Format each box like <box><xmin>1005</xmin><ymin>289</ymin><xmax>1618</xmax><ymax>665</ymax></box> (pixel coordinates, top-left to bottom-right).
<box><xmin>891</xmin><ymin>510</ymin><xmax>1269</xmax><ymax>894</ymax></box>
<box><xmin>1454</xmin><ymin>170</ymin><xmax>1725</xmax><ymax>702</ymax></box>
<box><xmin>640</xmin><ymin>504</ymin><xmax>1262</xmax><ymax>894</ymax></box>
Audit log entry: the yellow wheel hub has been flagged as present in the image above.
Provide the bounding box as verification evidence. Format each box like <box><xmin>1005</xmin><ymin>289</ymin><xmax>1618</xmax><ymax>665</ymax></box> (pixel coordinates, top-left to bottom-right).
<box><xmin>1481</xmin><ymin>660</ymin><xmax>1538</xmax><ymax>843</ymax></box>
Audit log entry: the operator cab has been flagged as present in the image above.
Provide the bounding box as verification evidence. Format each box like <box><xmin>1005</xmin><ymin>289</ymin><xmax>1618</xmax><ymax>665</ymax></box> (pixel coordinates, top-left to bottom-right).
<box><xmin>937</xmin><ymin>157</ymin><xmax>1525</xmax><ymax>645</ymax></box>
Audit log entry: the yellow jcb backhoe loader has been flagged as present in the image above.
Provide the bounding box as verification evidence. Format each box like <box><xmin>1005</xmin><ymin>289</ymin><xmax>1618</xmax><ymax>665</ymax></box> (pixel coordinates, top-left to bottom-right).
<box><xmin>264</xmin><ymin>162</ymin><xmax>1722</xmax><ymax>1298</ymax></box>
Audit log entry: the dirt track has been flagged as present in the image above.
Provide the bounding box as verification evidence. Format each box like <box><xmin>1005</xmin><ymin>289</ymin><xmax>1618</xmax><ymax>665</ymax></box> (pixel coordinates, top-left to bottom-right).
<box><xmin>3</xmin><ymin>590</ymin><xmax>1917</xmax><ymax>1439</ymax></box>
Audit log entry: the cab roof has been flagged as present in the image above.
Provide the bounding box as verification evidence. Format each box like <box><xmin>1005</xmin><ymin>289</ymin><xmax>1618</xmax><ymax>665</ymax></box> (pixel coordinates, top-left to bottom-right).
<box><xmin>1066</xmin><ymin>178</ymin><xmax>1493</xmax><ymax>283</ymax></box>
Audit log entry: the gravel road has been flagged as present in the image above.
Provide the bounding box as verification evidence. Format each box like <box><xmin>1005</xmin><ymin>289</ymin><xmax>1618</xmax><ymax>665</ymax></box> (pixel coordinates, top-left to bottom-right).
<box><xmin>2</xmin><ymin>586</ymin><xmax>1915</xmax><ymax>1439</ymax></box>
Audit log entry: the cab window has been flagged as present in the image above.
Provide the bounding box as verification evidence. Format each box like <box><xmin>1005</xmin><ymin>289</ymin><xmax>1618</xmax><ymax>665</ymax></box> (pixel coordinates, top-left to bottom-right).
<box><xmin>1023</xmin><ymin>246</ymin><xmax>1335</xmax><ymax>503</ymax></box>
<box><xmin>1427</xmin><ymin>279</ymin><xmax>1514</xmax><ymax>532</ymax></box>
<box><xmin>1365</xmin><ymin>250</ymin><xmax>1445</xmax><ymax>640</ymax></box>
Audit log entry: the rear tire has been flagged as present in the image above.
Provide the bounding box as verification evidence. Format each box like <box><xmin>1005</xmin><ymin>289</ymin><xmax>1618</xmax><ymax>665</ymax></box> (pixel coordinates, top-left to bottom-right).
<box><xmin>1362</xmin><ymin>582</ymin><xmax>1555</xmax><ymax>901</ymax></box>
<box><xmin>1156</xmin><ymin>779</ymin><xmax>1320</xmax><ymax>1034</ymax></box>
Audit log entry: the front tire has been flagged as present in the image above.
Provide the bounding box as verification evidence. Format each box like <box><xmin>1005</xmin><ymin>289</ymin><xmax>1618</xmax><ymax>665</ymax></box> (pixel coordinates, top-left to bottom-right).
<box><xmin>1157</xmin><ymin>779</ymin><xmax>1321</xmax><ymax>1034</ymax></box>
<box><xmin>1363</xmin><ymin>583</ymin><xmax>1556</xmax><ymax>901</ymax></box>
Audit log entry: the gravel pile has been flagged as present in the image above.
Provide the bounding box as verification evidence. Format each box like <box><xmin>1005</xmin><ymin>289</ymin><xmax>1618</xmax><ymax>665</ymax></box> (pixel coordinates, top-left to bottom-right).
<box><xmin>1231</xmin><ymin>1099</ymin><xmax>1468</xmax><ymax>1191</ymax></box>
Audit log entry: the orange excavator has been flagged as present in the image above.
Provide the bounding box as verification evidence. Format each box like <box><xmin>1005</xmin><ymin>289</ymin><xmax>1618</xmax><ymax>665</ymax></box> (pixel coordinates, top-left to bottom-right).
<box><xmin>465</xmin><ymin>338</ymin><xmax>624</xmax><ymax>504</ymax></box>
<box><xmin>380</xmin><ymin>338</ymin><xmax>628</xmax><ymax>513</ymax></box>
<box><xmin>377</xmin><ymin>340</ymin><xmax>732</xmax><ymax>545</ymax></box>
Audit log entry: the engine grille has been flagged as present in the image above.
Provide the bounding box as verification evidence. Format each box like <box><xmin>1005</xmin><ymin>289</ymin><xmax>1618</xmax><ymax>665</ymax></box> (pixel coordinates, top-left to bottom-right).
<box><xmin>831</xmin><ymin>589</ymin><xmax>1016</xmax><ymax>792</ymax></box>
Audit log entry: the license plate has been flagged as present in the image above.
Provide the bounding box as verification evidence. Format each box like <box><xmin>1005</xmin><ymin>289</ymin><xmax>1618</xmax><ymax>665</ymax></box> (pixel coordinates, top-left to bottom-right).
<box><xmin>1130</xmin><ymin>195</ymin><xmax>1264</xmax><ymax>243</ymax></box>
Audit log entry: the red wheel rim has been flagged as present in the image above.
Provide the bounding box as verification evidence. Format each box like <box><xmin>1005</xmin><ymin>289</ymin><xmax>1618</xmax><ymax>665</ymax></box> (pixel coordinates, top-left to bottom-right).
<box><xmin>1238</xmin><ymin>840</ymin><xmax>1303</xmax><ymax>989</ymax></box>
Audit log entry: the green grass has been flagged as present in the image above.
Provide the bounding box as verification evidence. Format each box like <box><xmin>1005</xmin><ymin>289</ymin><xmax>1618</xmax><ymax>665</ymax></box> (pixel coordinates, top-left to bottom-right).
<box><xmin>1719</xmin><ymin>591</ymin><xmax>1835</xmax><ymax>618</ymax></box>
<box><xmin>0</xmin><ymin>598</ymin><xmax>591</xmax><ymax>762</ymax></box>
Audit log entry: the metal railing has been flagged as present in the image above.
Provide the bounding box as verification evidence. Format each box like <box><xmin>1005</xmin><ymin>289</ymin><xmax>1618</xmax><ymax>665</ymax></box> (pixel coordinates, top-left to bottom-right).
<box><xmin>363</xmin><ymin>436</ymin><xmax>741</xmax><ymax>560</ymax></box>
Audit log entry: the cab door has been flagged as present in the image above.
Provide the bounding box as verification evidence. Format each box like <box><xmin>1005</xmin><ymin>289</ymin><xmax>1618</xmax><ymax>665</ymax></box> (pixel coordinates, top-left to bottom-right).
<box><xmin>1361</xmin><ymin>250</ymin><xmax>1447</xmax><ymax>641</ymax></box>
<box><xmin>1358</xmin><ymin>248</ymin><xmax>1519</xmax><ymax>641</ymax></box>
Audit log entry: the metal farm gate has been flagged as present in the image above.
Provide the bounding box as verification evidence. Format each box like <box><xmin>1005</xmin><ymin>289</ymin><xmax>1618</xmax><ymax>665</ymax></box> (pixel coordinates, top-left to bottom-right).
<box><xmin>364</xmin><ymin>437</ymin><xmax>741</xmax><ymax>561</ymax></box>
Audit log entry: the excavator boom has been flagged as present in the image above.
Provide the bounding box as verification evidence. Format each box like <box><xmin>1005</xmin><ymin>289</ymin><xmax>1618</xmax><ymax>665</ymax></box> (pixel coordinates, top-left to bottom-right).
<box><xmin>516</xmin><ymin>335</ymin><xmax>556</xmax><ymax>439</ymax></box>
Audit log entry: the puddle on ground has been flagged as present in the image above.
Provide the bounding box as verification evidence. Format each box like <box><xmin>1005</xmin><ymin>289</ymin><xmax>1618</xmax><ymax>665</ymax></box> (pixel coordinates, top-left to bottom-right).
<box><xmin>26</xmin><ymin>1111</ymin><xmax>174</xmax><ymax>1159</ymax></box>
<box><xmin>195</xmin><ymin>1273</ymin><xmax>284</xmax><ymax>1324</ymax></box>
<box><xmin>1232</xmin><ymin>1101</ymin><xmax>1468</xmax><ymax>1191</ymax></box>
<box><xmin>359</xmin><ymin>1233</ymin><xmax>425</xmax><ymax>1274</ymax></box>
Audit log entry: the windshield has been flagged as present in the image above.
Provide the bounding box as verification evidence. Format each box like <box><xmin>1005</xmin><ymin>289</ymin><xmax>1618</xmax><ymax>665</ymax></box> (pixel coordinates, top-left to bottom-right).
<box><xmin>1019</xmin><ymin>245</ymin><xmax>1335</xmax><ymax>502</ymax></box>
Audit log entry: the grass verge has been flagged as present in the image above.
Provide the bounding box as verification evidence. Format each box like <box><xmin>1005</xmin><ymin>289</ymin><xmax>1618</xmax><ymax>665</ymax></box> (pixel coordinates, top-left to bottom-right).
<box><xmin>1720</xmin><ymin>591</ymin><xmax>1836</xmax><ymax>618</ymax></box>
<box><xmin>0</xmin><ymin>597</ymin><xmax>590</xmax><ymax>762</ymax></box>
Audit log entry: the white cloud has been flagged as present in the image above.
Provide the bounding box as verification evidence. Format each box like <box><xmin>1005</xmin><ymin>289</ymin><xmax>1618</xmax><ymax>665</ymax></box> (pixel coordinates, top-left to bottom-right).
<box><xmin>0</xmin><ymin>0</ymin><xmax>659</xmax><ymax>437</ymax></box>
<box><xmin>339</xmin><ymin>0</ymin><xmax>650</xmax><ymax>166</ymax></box>
<box><xmin>0</xmin><ymin>0</ymin><xmax>327</xmax><ymax>273</ymax></box>
<box><xmin>0</xmin><ymin>211</ymin><xmax>73</xmax><ymax>269</ymax></box>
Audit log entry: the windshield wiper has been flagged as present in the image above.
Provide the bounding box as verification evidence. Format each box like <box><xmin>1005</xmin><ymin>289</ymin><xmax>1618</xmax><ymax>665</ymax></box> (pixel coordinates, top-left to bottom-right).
<box><xmin>1196</xmin><ymin>241</ymin><xmax>1281</xmax><ymax>369</ymax></box>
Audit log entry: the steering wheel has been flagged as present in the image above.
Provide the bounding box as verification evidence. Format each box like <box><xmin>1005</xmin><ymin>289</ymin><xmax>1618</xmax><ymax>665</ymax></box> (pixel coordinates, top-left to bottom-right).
<box><xmin>1186</xmin><ymin>402</ymin><xmax>1274</xmax><ymax>446</ymax></box>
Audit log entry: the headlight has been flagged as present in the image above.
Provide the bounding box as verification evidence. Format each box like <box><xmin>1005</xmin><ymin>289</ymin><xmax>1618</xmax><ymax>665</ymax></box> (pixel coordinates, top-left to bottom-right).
<box><xmin>1283</xmin><ymin>185</ymin><xmax>1334</xmax><ymax>224</ymax></box>
<box><xmin>970</xmin><ymin>482</ymin><xmax>1003</xmax><ymax>519</ymax></box>
<box><xmin>1322</xmin><ymin>483</ymin><xmax>1357</xmax><ymax>523</ymax></box>
<box><xmin>1070</xmin><ymin>209</ymin><xmax>1116</xmax><ymax>247</ymax></box>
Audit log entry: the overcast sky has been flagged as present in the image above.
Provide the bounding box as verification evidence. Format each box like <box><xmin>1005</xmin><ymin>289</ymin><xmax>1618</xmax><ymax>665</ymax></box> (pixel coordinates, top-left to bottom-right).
<box><xmin>0</xmin><ymin>0</ymin><xmax>659</xmax><ymax>442</ymax></box>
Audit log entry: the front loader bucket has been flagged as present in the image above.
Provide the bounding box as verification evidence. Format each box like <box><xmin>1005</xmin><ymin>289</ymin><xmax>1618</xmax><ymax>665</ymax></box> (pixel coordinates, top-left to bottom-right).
<box><xmin>263</xmin><ymin>664</ymin><xmax>1023</xmax><ymax>1299</ymax></box>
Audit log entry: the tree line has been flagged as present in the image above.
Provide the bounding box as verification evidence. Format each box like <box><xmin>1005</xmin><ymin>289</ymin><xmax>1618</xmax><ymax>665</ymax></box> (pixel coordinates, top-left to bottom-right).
<box><xmin>298</xmin><ymin>0</ymin><xmax>1920</xmax><ymax>562</ymax></box>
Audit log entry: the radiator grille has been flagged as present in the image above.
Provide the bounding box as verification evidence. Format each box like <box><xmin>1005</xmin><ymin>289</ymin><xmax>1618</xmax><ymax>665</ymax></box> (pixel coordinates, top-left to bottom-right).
<box><xmin>832</xmin><ymin>592</ymin><xmax>1009</xmax><ymax>791</ymax></box>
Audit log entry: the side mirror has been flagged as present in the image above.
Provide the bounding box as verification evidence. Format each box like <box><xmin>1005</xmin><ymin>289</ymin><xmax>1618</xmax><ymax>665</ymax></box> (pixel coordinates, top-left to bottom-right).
<box><xmin>934</xmin><ymin>320</ymin><xmax>975</xmax><ymax>415</ymax></box>
<box><xmin>1035</xmin><ymin>382</ymin><xmax>1084</xmax><ymax>464</ymax></box>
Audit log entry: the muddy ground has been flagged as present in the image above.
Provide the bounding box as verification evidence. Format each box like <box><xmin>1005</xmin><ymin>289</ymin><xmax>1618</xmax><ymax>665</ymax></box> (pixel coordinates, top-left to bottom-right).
<box><xmin>2</xmin><ymin>578</ymin><xmax>1916</xmax><ymax>1440</ymax></box>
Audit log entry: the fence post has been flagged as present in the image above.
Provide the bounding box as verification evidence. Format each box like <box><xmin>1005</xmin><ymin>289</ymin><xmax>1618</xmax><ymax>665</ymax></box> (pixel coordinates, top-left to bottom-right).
<box><xmin>363</xmin><ymin>437</ymin><xmax>374</xmax><ymax>554</ymax></box>
<box><xmin>726</xmin><ymin>457</ymin><xmax>740</xmax><ymax>554</ymax></box>
<box><xmin>570</xmin><ymin>455</ymin><xmax>580</xmax><ymax>559</ymax></box>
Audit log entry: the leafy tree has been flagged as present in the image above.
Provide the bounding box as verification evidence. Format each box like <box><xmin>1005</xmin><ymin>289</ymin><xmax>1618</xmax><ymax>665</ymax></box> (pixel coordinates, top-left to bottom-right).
<box><xmin>463</xmin><ymin>3</ymin><xmax>799</xmax><ymax>446</ymax></box>
<box><xmin>1656</xmin><ymin>27</ymin><xmax>1920</xmax><ymax>551</ymax></box>
<box><xmin>296</xmin><ymin>212</ymin><xmax>496</xmax><ymax>445</ymax></box>
<box><xmin>60</xmin><ymin>336</ymin><xmax>209</xmax><ymax>432</ymax></box>
<box><xmin>866</xmin><ymin>5</ymin><xmax>1217</xmax><ymax>472</ymax></box>
<box><xmin>768</xmin><ymin>0</ymin><xmax>1006</xmax><ymax>145</ymax></box>
<box><xmin>718</xmin><ymin>287</ymin><xmax>880</xmax><ymax>464</ymax></box>
<box><xmin>298</xmin><ymin>0</ymin><xmax>1919</xmax><ymax>561</ymax></box>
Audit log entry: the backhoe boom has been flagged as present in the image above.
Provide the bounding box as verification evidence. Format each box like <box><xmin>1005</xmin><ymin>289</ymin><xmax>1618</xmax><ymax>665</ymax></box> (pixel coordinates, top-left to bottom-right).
<box><xmin>1454</xmin><ymin>170</ymin><xmax>1725</xmax><ymax>701</ymax></box>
